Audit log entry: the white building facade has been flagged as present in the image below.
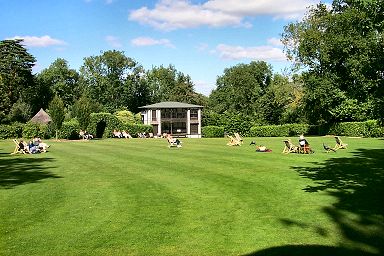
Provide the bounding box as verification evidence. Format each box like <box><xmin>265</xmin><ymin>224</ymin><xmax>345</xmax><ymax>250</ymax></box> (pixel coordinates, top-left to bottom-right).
<box><xmin>140</xmin><ymin>102</ymin><xmax>203</xmax><ymax>138</ymax></box>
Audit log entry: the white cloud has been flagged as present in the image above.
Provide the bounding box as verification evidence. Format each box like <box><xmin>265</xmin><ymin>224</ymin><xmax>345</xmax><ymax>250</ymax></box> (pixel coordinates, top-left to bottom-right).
<box><xmin>6</xmin><ymin>35</ymin><xmax>66</xmax><ymax>47</ymax></box>
<box><xmin>131</xmin><ymin>37</ymin><xmax>175</xmax><ymax>48</ymax></box>
<box><xmin>267</xmin><ymin>37</ymin><xmax>284</xmax><ymax>47</ymax></box>
<box><xmin>215</xmin><ymin>44</ymin><xmax>287</xmax><ymax>61</ymax></box>
<box><xmin>105</xmin><ymin>35</ymin><xmax>122</xmax><ymax>48</ymax></box>
<box><xmin>129</xmin><ymin>0</ymin><xmax>317</xmax><ymax>30</ymax></box>
<box><xmin>203</xmin><ymin>0</ymin><xmax>317</xmax><ymax>19</ymax></box>
<box><xmin>129</xmin><ymin>0</ymin><xmax>246</xmax><ymax>31</ymax></box>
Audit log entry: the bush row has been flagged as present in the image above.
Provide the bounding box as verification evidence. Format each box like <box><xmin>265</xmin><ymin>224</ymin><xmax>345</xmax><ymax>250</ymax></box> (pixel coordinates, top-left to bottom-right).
<box><xmin>1</xmin><ymin>120</ymin><xmax>383</xmax><ymax>139</ymax></box>
<box><xmin>202</xmin><ymin>126</ymin><xmax>225</xmax><ymax>138</ymax></box>
<box><xmin>249</xmin><ymin>120</ymin><xmax>383</xmax><ymax>137</ymax></box>
<box><xmin>0</xmin><ymin>115</ymin><xmax>152</xmax><ymax>140</ymax></box>
<box><xmin>201</xmin><ymin>121</ymin><xmax>383</xmax><ymax>138</ymax></box>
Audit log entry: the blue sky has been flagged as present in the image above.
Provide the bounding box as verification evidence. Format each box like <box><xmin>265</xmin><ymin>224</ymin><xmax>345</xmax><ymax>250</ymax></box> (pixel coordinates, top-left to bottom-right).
<box><xmin>0</xmin><ymin>0</ymin><xmax>326</xmax><ymax>95</ymax></box>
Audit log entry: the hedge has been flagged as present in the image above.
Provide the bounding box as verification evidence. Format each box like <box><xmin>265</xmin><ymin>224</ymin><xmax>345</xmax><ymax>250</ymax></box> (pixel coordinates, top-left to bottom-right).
<box><xmin>60</xmin><ymin>119</ymin><xmax>80</xmax><ymax>140</ymax></box>
<box><xmin>87</xmin><ymin>113</ymin><xmax>121</xmax><ymax>138</ymax></box>
<box><xmin>0</xmin><ymin>123</ymin><xmax>24</xmax><ymax>139</ymax></box>
<box><xmin>328</xmin><ymin>120</ymin><xmax>384</xmax><ymax>137</ymax></box>
<box><xmin>249</xmin><ymin>124</ymin><xmax>311</xmax><ymax>137</ymax></box>
<box><xmin>22</xmin><ymin>122</ymin><xmax>50</xmax><ymax>139</ymax></box>
<box><xmin>249</xmin><ymin>120</ymin><xmax>383</xmax><ymax>137</ymax></box>
<box><xmin>120</xmin><ymin>123</ymin><xmax>152</xmax><ymax>138</ymax></box>
<box><xmin>202</xmin><ymin>126</ymin><xmax>225</xmax><ymax>138</ymax></box>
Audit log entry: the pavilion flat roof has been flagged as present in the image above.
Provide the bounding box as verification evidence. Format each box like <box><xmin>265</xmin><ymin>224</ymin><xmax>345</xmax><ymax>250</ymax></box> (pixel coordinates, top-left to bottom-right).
<box><xmin>139</xmin><ymin>101</ymin><xmax>203</xmax><ymax>109</ymax></box>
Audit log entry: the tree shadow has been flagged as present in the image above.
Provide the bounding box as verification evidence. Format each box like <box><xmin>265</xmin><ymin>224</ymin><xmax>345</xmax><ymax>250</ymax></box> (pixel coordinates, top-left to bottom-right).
<box><xmin>244</xmin><ymin>149</ymin><xmax>384</xmax><ymax>256</ymax></box>
<box><xmin>0</xmin><ymin>154</ymin><xmax>61</xmax><ymax>189</ymax></box>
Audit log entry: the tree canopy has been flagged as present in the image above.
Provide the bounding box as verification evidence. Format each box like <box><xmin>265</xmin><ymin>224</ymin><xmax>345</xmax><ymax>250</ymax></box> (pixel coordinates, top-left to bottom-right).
<box><xmin>282</xmin><ymin>0</ymin><xmax>384</xmax><ymax>123</ymax></box>
<box><xmin>0</xmin><ymin>39</ymin><xmax>35</xmax><ymax>123</ymax></box>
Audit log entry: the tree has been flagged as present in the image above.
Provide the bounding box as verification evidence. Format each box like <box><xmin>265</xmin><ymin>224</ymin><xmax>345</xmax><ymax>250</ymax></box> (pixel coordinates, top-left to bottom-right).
<box><xmin>209</xmin><ymin>61</ymin><xmax>273</xmax><ymax>118</ymax></box>
<box><xmin>72</xmin><ymin>95</ymin><xmax>101</xmax><ymax>130</ymax></box>
<box><xmin>36</xmin><ymin>58</ymin><xmax>80</xmax><ymax>108</ymax></box>
<box><xmin>80</xmin><ymin>50</ymin><xmax>145</xmax><ymax>112</ymax></box>
<box><xmin>0</xmin><ymin>39</ymin><xmax>35</xmax><ymax>123</ymax></box>
<box><xmin>48</xmin><ymin>95</ymin><xmax>65</xmax><ymax>139</ymax></box>
<box><xmin>282</xmin><ymin>0</ymin><xmax>384</xmax><ymax>123</ymax></box>
<box><xmin>146</xmin><ymin>65</ymin><xmax>206</xmax><ymax>106</ymax></box>
<box><xmin>257</xmin><ymin>74</ymin><xmax>304</xmax><ymax>124</ymax></box>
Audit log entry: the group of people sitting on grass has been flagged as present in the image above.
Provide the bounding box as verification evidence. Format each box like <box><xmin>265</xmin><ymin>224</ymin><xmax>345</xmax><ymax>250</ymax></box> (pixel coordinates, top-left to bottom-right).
<box><xmin>18</xmin><ymin>137</ymin><xmax>50</xmax><ymax>154</ymax></box>
<box><xmin>79</xmin><ymin>130</ymin><xmax>93</xmax><ymax>140</ymax></box>
<box><xmin>113</xmin><ymin>130</ymin><xmax>132</xmax><ymax>139</ymax></box>
<box><xmin>251</xmin><ymin>134</ymin><xmax>315</xmax><ymax>153</ymax></box>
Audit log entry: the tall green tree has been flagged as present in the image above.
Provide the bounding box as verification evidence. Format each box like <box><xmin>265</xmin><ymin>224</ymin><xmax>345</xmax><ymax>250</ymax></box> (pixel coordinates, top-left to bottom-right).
<box><xmin>282</xmin><ymin>0</ymin><xmax>384</xmax><ymax>123</ymax></box>
<box><xmin>36</xmin><ymin>58</ymin><xmax>80</xmax><ymax>108</ymax></box>
<box><xmin>146</xmin><ymin>65</ymin><xmax>207</xmax><ymax>106</ymax></box>
<box><xmin>80</xmin><ymin>50</ymin><xmax>146</xmax><ymax>112</ymax></box>
<box><xmin>72</xmin><ymin>95</ymin><xmax>101</xmax><ymax>130</ymax></box>
<box><xmin>48</xmin><ymin>95</ymin><xmax>65</xmax><ymax>139</ymax></box>
<box><xmin>0</xmin><ymin>39</ymin><xmax>35</xmax><ymax>123</ymax></box>
<box><xmin>257</xmin><ymin>74</ymin><xmax>304</xmax><ymax>124</ymax></box>
<box><xmin>209</xmin><ymin>61</ymin><xmax>272</xmax><ymax>118</ymax></box>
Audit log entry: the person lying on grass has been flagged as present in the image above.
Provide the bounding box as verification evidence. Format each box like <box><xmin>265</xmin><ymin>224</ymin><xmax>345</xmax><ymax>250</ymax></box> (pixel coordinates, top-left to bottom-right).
<box><xmin>256</xmin><ymin>145</ymin><xmax>272</xmax><ymax>152</ymax></box>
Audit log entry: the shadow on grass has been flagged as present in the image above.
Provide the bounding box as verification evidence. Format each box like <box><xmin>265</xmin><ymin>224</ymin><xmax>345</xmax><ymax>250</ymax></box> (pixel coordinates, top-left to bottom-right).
<box><xmin>244</xmin><ymin>148</ymin><xmax>384</xmax><ymax>256</ymax></box>
<box><xmin>0</xmin><ymin>154</ymin><xmax>60</xmax><ymax>189</ymax></box>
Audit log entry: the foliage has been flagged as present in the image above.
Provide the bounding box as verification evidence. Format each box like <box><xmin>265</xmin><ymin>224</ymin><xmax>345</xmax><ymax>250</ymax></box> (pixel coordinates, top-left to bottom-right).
<box><xmin>121</xmin><ymin>123</ymin><xmax>152</xmax><ymax>137</ymax></box>
<box><xmin>71</xmin><ymin>95</ymin><xmax>101</xmax><ymax>130</ymax></box>
<box><xmin>209</xmin><ymin>61</ymin><xmax>272</xmax><ymax>117</ymax></box>
<box><xmin>201</xmin><ymin>126</ymin><xmax>224</xmax><ymax>138</ymax></box>
<box><xmin>0</xmin><ymin>39</ymin><xmax>35</xmax><ymax>123</ymax></box>
<box><xmin>8</xmin><ymin>100</ymin><xmax>32</xmax><ymax>123</ymax></box>
<box><xmin>249</xmin><ymin>120</ymin><xmax>383</xmax><ymax>138</ymax></box>
<box><xmin>202</xmin><ymin>111</ymin><xmax>253</xmax><ymax>136</ymax></box>
<box><xmin>80</xmin><ymin>50</ymin><xmax>148</xmax><ymax>113</ymax></box>
<box><xmin>146</xmin><ymin>65</ymin><xmax>207</xmax><ymax>106</ymax></box>
<box><xmin>250</xmin><ymin>123</ymin><xmax>311</xmax><ymax>137</ymax></box>
<box><xmin>48</xmin><ymin>95</ymin><xmax>65</xmax><ymax>132</ymax></box>
<box><xmin>22</xmin><ymin>121</ymin><xmax>49</xmax><ymax>139</ymax></box>
<box><xmin>256</xmin><ymin>74</ymin><xmax>305</xmax><ymax>124</ymax></box>
<box><xmin>87</xmin><ymin>112</ymin><xmax>122</xmax><ymax>138</ymax></box>
<box><xmin>35</xmin><ymin>58</ymin><xmax>80</xmax><ymax>108</ymax></box>
<box><xmin>59</xmin><ymin>119</ymin><xmax>80</xmax><ymax>140</ymax></box>
<box><xmin>329</xmin><ymin>120</ymin><xmax>384</xmax><ymax>137</ymax></box>
<box><xmin>202</xmin><ymin>110</ymin><xmax>222</xmax><ymax>127</ymax></box>
<box><xmin>114</xmin><ymin>110</ymin><xmax>140</xmax><ymax>124</ymax></box>
<box><xmin>0</xmin><ymin>122</ymin><xmax>24</xmax><ymax>139</ymax></box>
<box><xmin>282</xmin><ymin>0</ymin><xmax>384</xmax><ymax>123</ymax></box>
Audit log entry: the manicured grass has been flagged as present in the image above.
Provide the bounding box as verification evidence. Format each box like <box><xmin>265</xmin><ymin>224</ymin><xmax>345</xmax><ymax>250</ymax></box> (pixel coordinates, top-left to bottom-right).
<box><xmin>1</xmin><ymin>137</ymin><xmax>383</xmax><ymax>255</ymax></box>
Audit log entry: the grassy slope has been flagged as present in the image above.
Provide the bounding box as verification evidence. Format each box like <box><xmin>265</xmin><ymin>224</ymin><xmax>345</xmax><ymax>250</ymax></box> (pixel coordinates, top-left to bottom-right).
<box><xmin>0</xmin><ymin>137</ymin><xmax>383</xmax><ymax>255</ymax></box>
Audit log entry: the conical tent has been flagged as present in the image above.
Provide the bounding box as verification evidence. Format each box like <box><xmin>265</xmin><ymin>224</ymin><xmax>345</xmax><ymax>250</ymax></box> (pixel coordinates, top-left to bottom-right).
<box><xmin>30</xmin><ymin>108</ymin><xmax>52</xmax><ymax>124</ymax></box>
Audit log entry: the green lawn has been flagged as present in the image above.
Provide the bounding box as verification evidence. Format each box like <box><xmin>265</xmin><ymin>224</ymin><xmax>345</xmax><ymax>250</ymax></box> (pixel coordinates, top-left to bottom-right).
<box><xmin>1</xmin><ymin>137</ymin><xmax>383</xmax><ymax>256</ymax></box>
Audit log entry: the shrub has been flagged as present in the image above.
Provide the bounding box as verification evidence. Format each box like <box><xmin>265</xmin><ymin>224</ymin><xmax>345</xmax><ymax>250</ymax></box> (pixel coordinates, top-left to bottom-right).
<box><xmin>329</xmin><ymin>120</ymin><xmax>384</xmax><ymax>137</ymax></box>
<box><xmin>202</xmin><ymin>126</ymin><xmax>225</xmax><ymax>138</ymax></box>
<box><xmin>88</xmin><ymin>113</ymin><xmax>122</xmax><ymax>138</ymax></box>
<box><xmin>22</xmin><ymin>122</ymin><xmax>49</xmax><ymax>139</ymax></box>
<box><xmin>60</xmin><ymin>119</ymin><xmax>80</xmax><ymax>140</ymax></box>
<box><xmin>0</xmin><ymin>123</ymin><xmax>24</xmax><ymax>139</ymax></box>
<box><xmin>249</xmin><ymin>121</ymin><xmax>383</xmax><ymax>138</ymax></box>
<box><xmin>121</xmin><ymin>123</ymin><xmax>152</xmax><ymax>137</ymax></box>
<box><xmin>249</xmin><ymin>124</ymin><xmax>310</xmax><ymax>137</ymax></box>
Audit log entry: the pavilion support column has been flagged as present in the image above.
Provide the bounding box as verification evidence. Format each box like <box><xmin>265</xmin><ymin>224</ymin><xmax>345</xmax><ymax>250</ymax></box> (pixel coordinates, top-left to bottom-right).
<box><xmin>187</xmin><ymin>109</ymin><xmax>191</xmax><ymax>136</ymax></box>
<box><xmin>157</xmin><ymin>109</ymin><xmax>162</xmax><ymax>136</ymax></box>
<box><xmin>198</xmin><ymin>109</ymin><xmax>202</xmax><ymax>137</ymax></box>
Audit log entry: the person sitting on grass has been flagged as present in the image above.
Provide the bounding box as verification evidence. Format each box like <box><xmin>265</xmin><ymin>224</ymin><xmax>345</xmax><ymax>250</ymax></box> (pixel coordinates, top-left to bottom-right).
<box><xmin>28</xmin><ymin>141</ymin><xmax>40</xmax><ymax>154</ymax></box>
<box><xmin>298</xmin><ymin>134</ymin><xmax>314</xmax><ymax>154</ymax></box>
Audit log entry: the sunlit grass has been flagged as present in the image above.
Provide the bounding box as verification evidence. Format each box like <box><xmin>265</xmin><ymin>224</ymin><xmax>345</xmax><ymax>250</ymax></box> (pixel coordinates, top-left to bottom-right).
<box><xmin>0</xmin><ymin>136</ymin><xmax>382</xmax><ymax>255</ymax></box>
